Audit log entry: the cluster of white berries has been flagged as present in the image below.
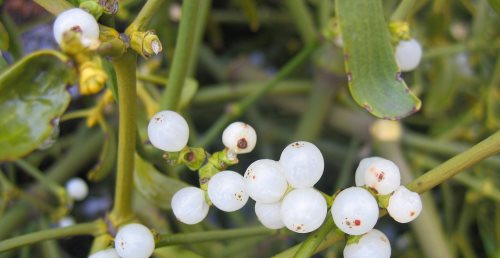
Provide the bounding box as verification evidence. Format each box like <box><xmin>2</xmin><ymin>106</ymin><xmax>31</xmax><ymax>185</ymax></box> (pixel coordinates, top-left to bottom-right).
<box><xmin>148</xmin><ymin>110</ymin><xmax>424</xmax><ymax>257</ymax></box>
<box><xmin>57</xmin><ymin>177</ymin><xmax>89</xmax><ymax>228</ymax></box>
<box><xmin>250</xmin><ymin>141</ymin><xmax>327</xmax><ymax>233</ymax></box>
<box><xmin>395</xmin><ymin>38</ymin><xmax>423</xmax><ymax>72</ymax></box>
<box><xmin>147</xmin><ymin>110</ymin><xmax>259</xmax><ymax>224</ymax></box>
<box><xmin>89</xmin><ymin>223</ymin><xmax>155</xmax><ymax>258</ymax></box>
<box><xmin>53</xmin><ymin>8</ymin><xmax>100</xmax><ymax>47</ymax></box>
<box><xmin>337</xmin><ymin>157</ymin><xmax>423</xmax><ymax>258</ymax></box>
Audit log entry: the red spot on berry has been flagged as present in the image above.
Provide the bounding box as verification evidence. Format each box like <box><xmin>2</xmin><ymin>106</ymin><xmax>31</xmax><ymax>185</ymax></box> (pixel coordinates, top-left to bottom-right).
<box><xmin>354</xmin><ymin>219</ymin><xmax>361</xmax><ymax>226</ymax></box>
<box><xmin>377</xmin><ymin>172</ymin><xmax>385</xmax><ymax>182</ymax></box>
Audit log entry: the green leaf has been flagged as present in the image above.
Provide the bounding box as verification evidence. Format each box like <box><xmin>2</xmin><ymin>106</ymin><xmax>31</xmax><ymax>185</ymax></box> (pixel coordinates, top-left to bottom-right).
<box><xmin>134</xmin><ymin>155</ymin><xmax>189</xmax><ymax>210</ymax></box>
<box><xmin>0</xmin><ymin>50</ymin><xmax>75</xmax><ymax>161</ymax></box>
<box><xmin>336</xmin><ymin>0</ymin><xmax>421</xmax><ymax>120</ymax></box>
<box><xmin>488</xmin><ymin>0</ymin><xmax>500</xmax><ymax>15</ymax></box>
<box><xmin>0</xmin><ymin>21</ymin><xmax>9</xmax><ymax>50</ymax></box>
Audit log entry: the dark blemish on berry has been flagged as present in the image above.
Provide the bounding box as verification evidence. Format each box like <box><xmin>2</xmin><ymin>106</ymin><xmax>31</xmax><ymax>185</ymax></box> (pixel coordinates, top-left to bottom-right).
<box><xmin>346</xmin><ymin>72</ymin><xmax>352</xmax><ymax>82</ymax></box>
<box><xmin>377</xmin><ymin>172</ymin><xmax>385</xmax><ymax>182</ymax></box>
<box><xmin>252</xmin><ymin>175</ymin><xmax>256</xmax><ymax>180</ymax></box>
<box><xmin>346</xmin><ymin>221</ymin><xmax>351</xmax><ymax>226</ymax></box>
<box><xmin>354</xmin><ymin>219</ymin><xmax>361</xmax><ymax>226</ymax></box>
<box><xmin>237</xmin><ymin>138</ymin><xmax>248</xmax><ymax>149</ymax></box>
<box><xmin>380</xmin><ymin>237</ymin><xmax>387</xmax><ymax>243</ymax></box>
<box><xmin>70</xmin><ymin>26</ymin><xmax>83</xmax><ymax>33</ymax></box>
<box><xmin>410</xmin><ymin>211</ymin><xmax>415</xmax><ymax>217</ymax></box>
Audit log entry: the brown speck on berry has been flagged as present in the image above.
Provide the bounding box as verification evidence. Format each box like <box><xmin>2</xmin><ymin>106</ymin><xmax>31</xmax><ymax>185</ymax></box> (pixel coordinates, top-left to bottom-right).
<box><xmin>70</xmin><ymin>25</ymin><xmax>82</xmax><ymax>33</ymax></box>
<box><xmin>377</xmin><ymin>171</ymin><xmax>385</xmax><ymax>182</ymax></box>
<box><xmin>410</xmin><ymin>211</ymin><xmax>415</xmax><ymax>217</ymax></box>
<box><xmin>237</xmin><ymin>138</ymin><xmax>248</xmax><ymax>149</ymax></box>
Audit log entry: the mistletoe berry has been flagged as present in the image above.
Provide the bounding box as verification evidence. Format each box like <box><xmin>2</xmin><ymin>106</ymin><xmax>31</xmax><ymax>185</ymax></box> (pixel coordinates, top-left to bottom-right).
<box><xmin>395</xmin><ymin>38</ymin><xmax>423</xmax><ymax>72</ymax></box>
<box><xmin>53</xmin><ymin>8</ymin><xmax>100</xmax><ymax>47</ymax></box>
<box><xmin>222</xmin><ymin>122</ymin><xmax>257</xmax><ymax>154</ymax></box>
<box><xmin>387</xmin><ymin>185</ymin><xmax>422</xmax><ymax>223</ymax></box>
<box><xmin>147</xmin><ymin>110</ymin><xmax>189</xmax><ymax>152</ymax></box>
<box><xmin>207</xmin><ymin>170</ymin><xmax>249</xmax><ymax>212</ymax></box>
<box><xmin>343</xmin><ymin>229</ymin><xmax>391</xmax><ymax>258</ymax></box>
<box><xmin>331</xmin><ymin>187</ymin><xmax>379</xmax><ymax>235</ymax></box>
<box><xmin>255</xmin><ymin>202</ymin><xmax>285</xmax><ymax>230</ymax></box>
<box><xmin>279</xmin><ymin>141</ymin><xmax>324</xmax><ymax>188</ymax></box>
<box><xmin>171</xmin><ymin>187</ymin><xmax>209</xmax><ymax>224</ymax></box>
<box><xmin>280</xmin><ymin>188</ymin><xmax>327</xmax><ymax>233</ymax></box>
<box><xmin>244</xmin><ymin>159</ymin><xmax>288</xmax><ymax>204</ymax></box>
<box><xmin>65</xmin><ymin>177</ymin><xmax>89</xmax><ymax>201</ymax></box>
<box><xmin>114</xmin><ymin>223</ymin><xmax>155</xmax><ymax>258</ymax></box>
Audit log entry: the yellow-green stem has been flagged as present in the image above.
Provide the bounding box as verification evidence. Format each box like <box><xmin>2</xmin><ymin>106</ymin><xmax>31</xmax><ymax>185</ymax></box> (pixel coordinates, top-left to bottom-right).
<box><xmin>0</xmin><ymin>220</ymin><xmax>106</xmax><ymax>252</ymax></box>
<box><xmin>109</xmin><ymin>52</ymin><xmax>137</xmax><ymax>226</ymax></box>
<box><xmin>160</xmin><ymin>0</ymin><xmax>200</xmax><ymax>110</ymax></box>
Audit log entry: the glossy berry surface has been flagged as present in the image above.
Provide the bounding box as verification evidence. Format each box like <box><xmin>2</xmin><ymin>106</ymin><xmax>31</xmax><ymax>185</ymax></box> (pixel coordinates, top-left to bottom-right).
<box><xmin>255</xmin><ymin>202</ymin><xmax>285</xmax><ymax>229</ymax></box>
<box><xmin>114</xmin><ymin>223</ymin><xmax>155</xmax><ymax>258</ymax></box>
<box><xmin>244</xmin><ymin>159</ymin><xmax>288</xmax><ymax>204</ymax></box>
<box><xmin>222</xmin><ymin>122</ymin><xmax>257</xmax><ymax>154</ymax></box>
<box><xmin>343</xmin><ymin>229</ymin><xmax>391</xmax><ymax>258</ymax></box>
<box><xmin>171</xmin><ymin>187</ymin><xmax>209</xmax><ymax>224</ymax></box>
<box><xmin>89</xmin><ymin>248</ymin><xmax>120</xmax><ymax>258</ymax></box>
<box><xmin>53</xmin><ymin>8</ymin><xmax>99</xmax><ymax>47</ymax></box>
<box><xmin>65</xmin><ymin>177</ymin><xmax>89</xmax><ymax>201</ymax></box>
<box><xmin>362</xmin><ymin>158</ymin><xmax>401</xmax><ymax>195</ymax></box>
<box><xmin>147</xmin><ymin>110</ymin><xmax>189</xmax><ymax>152</ymax></box>
<box><xmin>387</xmin><ymin>185</ymin><xmax>422</xmax><ymax>223</ymax></box>
<box><xmin>395</xmin><ymin>38</ymin><xmax>423</xmax><ymax>72</ymax></box>
<box><xmin>331</xmin><ymin>187</ymin><xmax>379</xmax><ymax>235</ymax></box>
<box><xmin>280</xmin><ymin>188</ymin><xmax>327</xmax><ymax>233</ymax></box>
<box><xmin>279</xmin><ymin>141</ymin><xmax>324</xmax><ymax>188</ymax></box>
<box><xmin>207</xmin><ymin>170</ymin><xmax>249</xmax><ymax>212</ymax></box>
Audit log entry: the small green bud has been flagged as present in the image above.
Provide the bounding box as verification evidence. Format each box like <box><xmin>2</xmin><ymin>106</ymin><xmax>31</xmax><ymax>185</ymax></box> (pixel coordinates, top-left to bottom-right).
<box><xmin>79</xmin><ymin>0</ymin><xmax>104</xmax><ymax>20</ymax></box>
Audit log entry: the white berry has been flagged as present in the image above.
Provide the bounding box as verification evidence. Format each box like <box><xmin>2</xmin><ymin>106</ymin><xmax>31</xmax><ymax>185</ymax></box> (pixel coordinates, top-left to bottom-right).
<box><xmin>89</xmin><ymin>248</ymin><xmax>120</xmax><ymax>258</ymax></box>
<box><xmin>255</xmin><ymin>202</ymin><xmax>285</xmax><ymax>229</ymax></box>
<box><xmin>171</xmin><ymin>187</ymin><xmax>209</xmax><ymax>224</ymax></box>
<box><xmin>343</xmin><ymin>229</ymin><xmax>391</xmax><ymax>258</ymax></box>
<box><xmin>387</xmin><ymin>186</ymin><xmax>422</xmax><ymax>223</ymax></box>
<box><xmin>355</xmin><ymin>157</ymin><xmax>385</xmax><ymax>186</ymax></box>
<box><xmin>207</xmin><ymin>170</ymin><xmax>249</xmax><ymax>212</ymax></box>
<box><xmin>395</xmin><ymin>38</ymin><xmax>423</xmax><ymax>72</ymax></box>
<box><xmin>53</xmin><ymin>8</ymin><xmax>99</xmax><ymax>47</ymax></box>
<box><xmin>65</xmin><ymin>177</ymin><xmax>88</xmax><ymax>201</ymax></box>
<box><xmin>148</xmin><ymin>110</ymin><xmax>189</xmax><ymax>152</ymax></box>
<box><xmin>114</xmin><ymin>223</ymin><xmax>155</xmax><ymax>258</ymax></box>
<box><xmin>222</xmin><ymin>122</ymin><xmax>257</xmax><ymax>154</ymax></box>
<box><xmin>279</xmin><ymin>141</ymin><xmax>324</xmax><ymax>188</ymax></box>
<box><xmin>363</xmin><ymin>158</ymin><xmax>401</xmax><ymax>195</ymax></box>
<box><xmin>244</xmin><ymin>159</ymin><xmax>288</xmax><ymax>203</ymax></box>
<box><xmin>331</xmin><ymin>187</ymin><xmax>379</xmax><ymax>235</ymax></box>
<box><xmin>280</xmin><ymin>188</ymin><xmax>327</xmax><ymax>233</ymax></box>
<box><xmin>58</xmin><ymin>216</ymin><xmax>75</xmax><ymax>228</ymax></box>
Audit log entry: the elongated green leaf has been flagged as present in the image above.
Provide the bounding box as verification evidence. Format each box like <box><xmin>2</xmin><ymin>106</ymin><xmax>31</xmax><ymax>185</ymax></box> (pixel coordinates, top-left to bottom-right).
<box><xmin>0</xmin><ymin>50</ymin><xmax>75</xmax><ymax>161</ymax></box>
<box><xmin>134</xmin><ymin>155</ymin><xmax>189</xmax><ymax>210</ymax></box>
<box><xmin>336</xmin><ymin>0</ymin><xmax>421</xmax><ymax>120</ymax></box>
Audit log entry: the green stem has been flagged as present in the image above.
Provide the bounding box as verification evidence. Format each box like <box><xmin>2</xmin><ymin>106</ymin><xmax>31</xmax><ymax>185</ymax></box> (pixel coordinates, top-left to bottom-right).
<box><xmin>390</xmin><ymin>0</ymin><xmax>417</xmax><ymax>21</ymax></box>
<box><xmin>293</xmin><ymin>70</ymin><xmax>336</xmax><ymax>141</ymax></box>
<box><xmin>0</xmin><ymin>130</ymin><xmax>103</xmax><ymax>240</ymax></box>
<box><xmin>0</xmin><ymin>220</ymin><xmax>105</xmax><ymax>252</ymax></box>
<box><xmin>157</xmin><ymin>227</ymin><xmax>273</xmax><ymax>247</ymax></box>
<box><xmin>160</xmin><ymin>0</ymin><xmax>200</xmax><ymax>110</ymax></box>
<box><xmin>33</xmin><ymin>0</ymin><xmax>73</xmax><ymax>15</ymax></box>
<box><xmin>292</xmin><ymin>217</ymin><xmax>336</xmax><ymax>258</ymax></box>
<box><xmin>137</xmin><ymin>73</ymin><xmax>167</xmax><ymax>86</ymax></box>
<box><xmin>109</xmin><ymin>52</ymin><xmax>137</xmax><ymax>226</ymax></box>
<box><xmin>423</xmin><ymin>40</ymin><xmax>500</xmax><ymax>59</ymax></box>
<box><xmin>13</xmin><ymin>160</ymin><xmax>64</xmax><ymax>198</ymax></box>
<box><xmin>186</xmin><ymin>0</ymin><xmax>211</xmax><ymax>77</ymax></box>
<box><xmin>196</xmin><ymin>42</ymin><xmax>319</xmax><ymax>148</ymax></box>
<box><xmin>126</xmin><ymin>0</ymin><xmax>166</xmax><ymax>33</ymax></box>
<box><xmin>285</xmin><ymin>0</ymin><xmax>317</xmax><ymax>44</ymax></box>
<box><xmin>407</xmin><ymin>130</ymin><xmax>500</xmax><ymax>193</ymax></box>
<box><xmin>272</xmin><ymin>228</ymin><xmax>344</xmax><ymax>258</ymax></box>
<box><xmin>193</xmin><ymin>80</ymin><xmax>311</xmax><ymax>106</ymax></box>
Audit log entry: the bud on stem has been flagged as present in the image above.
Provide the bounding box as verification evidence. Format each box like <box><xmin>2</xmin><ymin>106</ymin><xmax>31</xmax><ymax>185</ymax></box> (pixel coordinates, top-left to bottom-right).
<box><xmin>130</xmin><ymin>31</ymin><xmax>163</xmax><ymax>58</ymax></box>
